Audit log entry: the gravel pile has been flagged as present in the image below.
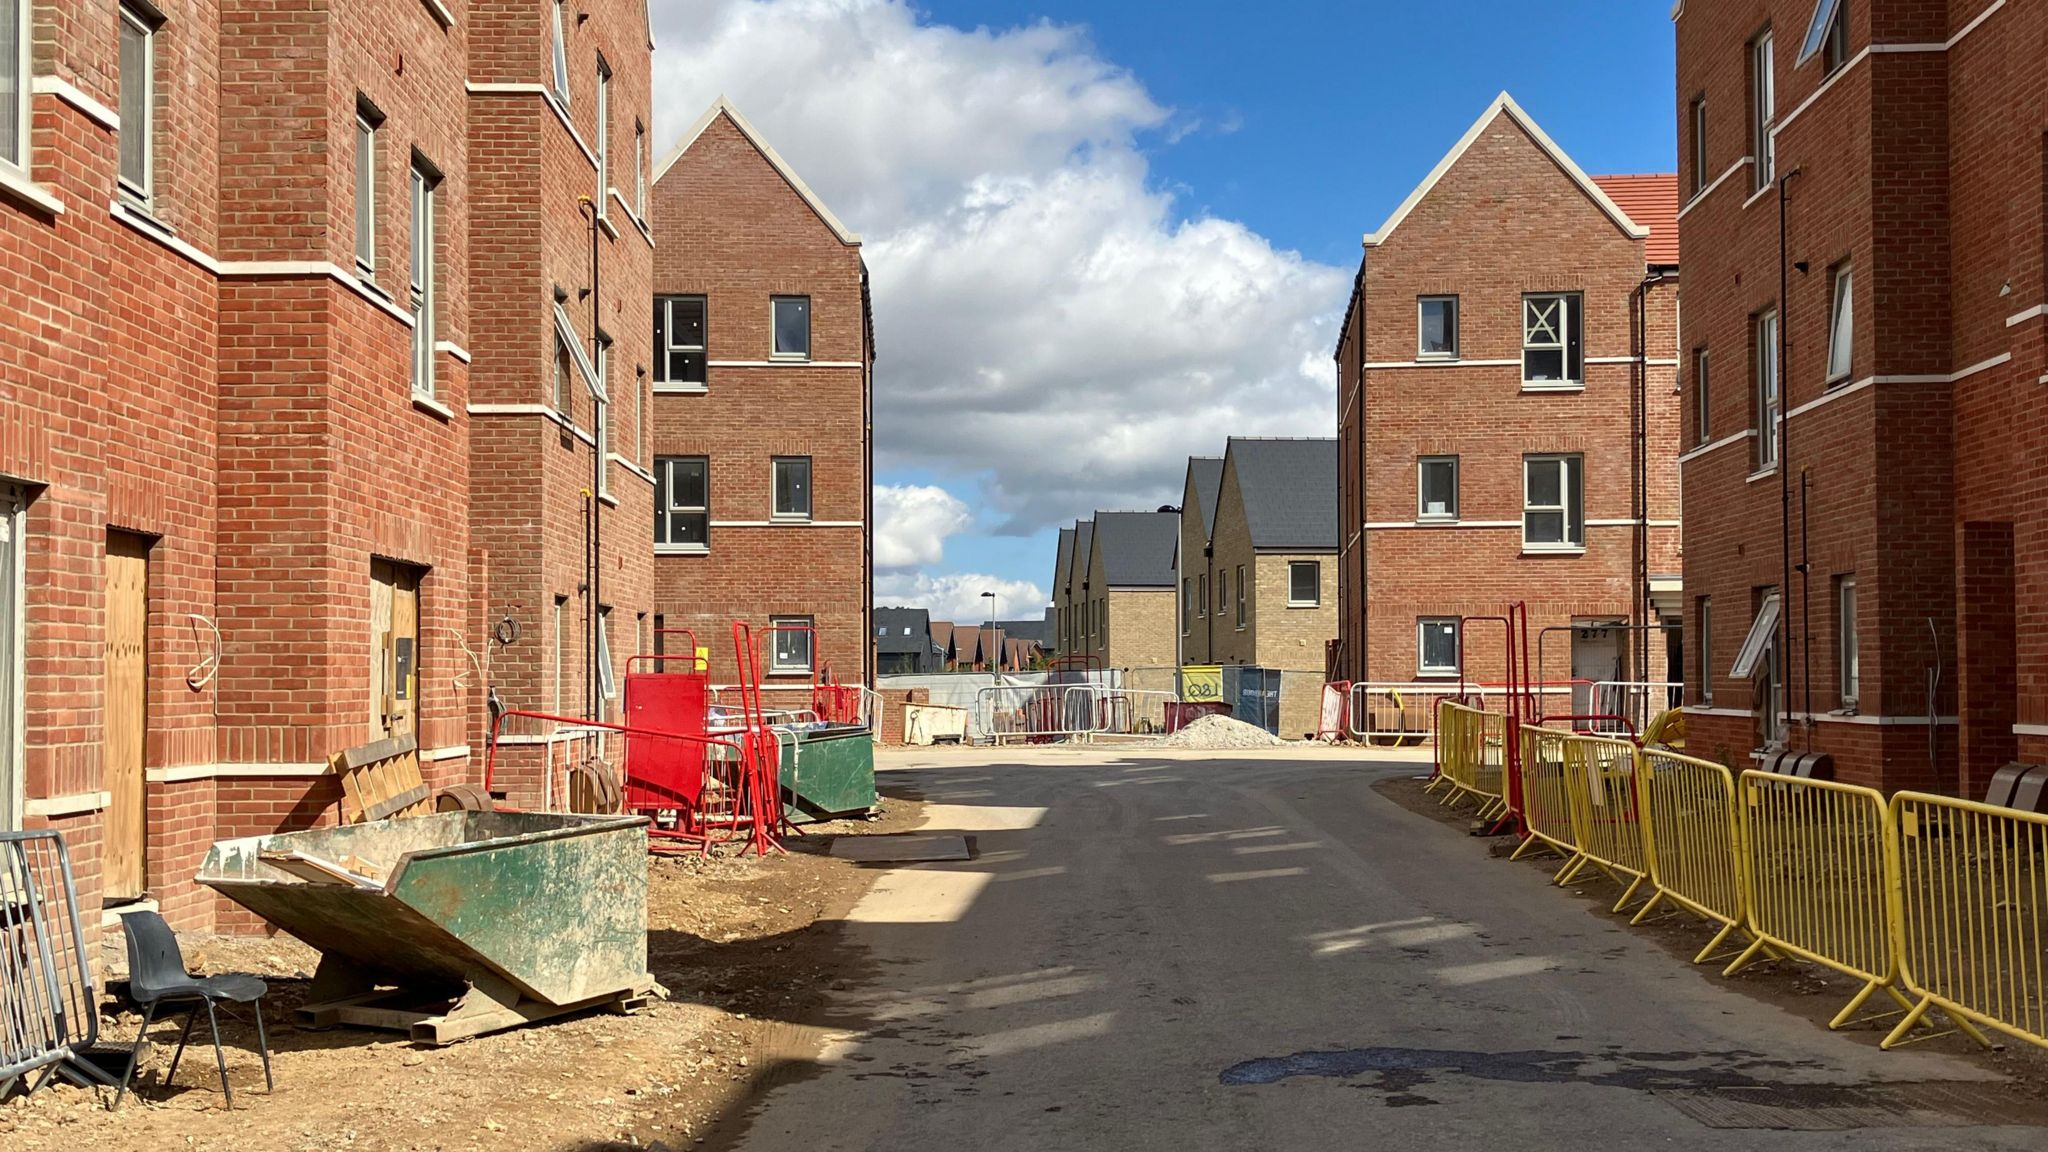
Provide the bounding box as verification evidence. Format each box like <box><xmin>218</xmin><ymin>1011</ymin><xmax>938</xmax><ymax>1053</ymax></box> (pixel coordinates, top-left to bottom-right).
<box><xmin>1154</xmin><ymin>713</ymin><xmax>1289</xmax><ymax>750</ymax></box>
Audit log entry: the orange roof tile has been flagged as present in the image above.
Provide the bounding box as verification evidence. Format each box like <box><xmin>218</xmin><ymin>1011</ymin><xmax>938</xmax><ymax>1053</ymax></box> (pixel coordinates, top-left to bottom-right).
<box><xmin>1593</xmin><ymin>174</ymin><xmax>1680</xmax><ymax>265</ymax></box>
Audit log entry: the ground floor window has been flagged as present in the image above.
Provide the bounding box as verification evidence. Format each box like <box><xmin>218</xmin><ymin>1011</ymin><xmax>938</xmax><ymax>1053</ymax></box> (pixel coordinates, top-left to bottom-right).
<box><xmin>1418</xmin><ymin>617</ymin><xmax>1460</xmax><ymax>676</ymax></box>
<box><xmin>771</xmin><ymin>615</ymin><xmax>814</xmax><ymax>674</ymax></box>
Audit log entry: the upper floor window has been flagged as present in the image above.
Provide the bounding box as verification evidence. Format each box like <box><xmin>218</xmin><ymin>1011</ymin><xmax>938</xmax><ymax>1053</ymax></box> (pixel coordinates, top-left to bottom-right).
<box><xmin>1522</xmin><ymin>454</ymin><xmax>1584</xmax><ymax>551</ymax></box>
<box><xmin>1799</xmin><ymin>0</ymin><xmax>1848</xmax><ymax>73</ymax></box>
<box><xmin>1751</xmin><ymin>27</ymin><xmax>1776</xmax><ymax>189</ymax></box>
<box><xmin>595</xmin><ymin>56</ymin><xmax>611</xmax><ymax>216</ymax></box>
<box><xmin>634</xmin><ymin>120</ymin><xmax>647</xmax><ymax>218</ymax></box>
<box><xmin>594</xmin><ymin>340</ymin><xmax>612</xmax><ymax>497</ymax></box>
<box><xmin>549</xmin><ymin>0</ymin><xmax>570</xmax><ymax>107</ymax></box>
<box><xmin>653</xmin><ymin>295</ymin><xmax>706</xmax><ymax>388</ymax></box>
<box><xmin>118</xmin><ymin>2</ymin><xmax>161</xmax><ymax>206</ymax></box>
<box><xmin>1689</xmin><ymin>96</ymin><xmax>1708</xmax><ymax>196</ymax></box>
<box><xmin>772</xmin><ymin>456</ymin><xmax>812</xmax><ymax>520</ymax></box>
<box><xmin>772</xmin><ymin>296</ymin><xmax>811</xmax><ymax>359</ymax></box>
<box><xmin>553</xmin><ymin>332</ymin><xmax>573</xmax><ymax>413</ymax></box>
<box><xmin>1235</xmin><ymin>564</ymin><xmax>1247</xmax><ymax>628</ymax></box>
<box><xmin>2</xmin><ymin>0</ymin><xmax>30</xmax><ymax>176</ymax></box>
<box><xmin>1418</xmin><ymin>455</ymin><xmax>1458</xmax><ymax>521</ymax></box>
<box><xmin>1693</xmin><ymin>348</ymin><xmax>1711</xmax><ymax>445</ymax></box>
<box><xmin>1836</xmin><ymin>574</ymin><xmax>1859</xmax><ymax>708</ymax></box>
<box><xmin>1522</xmin><ymin>293</ymin><xmax>1583</xmax><ymax>388</ymax></box>
<box><xmin>410</xmin><ymin>159</ymin><xmax>439</xmax><ymax>399</ymax></box>
<box><xmin>1182</xmin><ymin>577</ymin><xmax>1192</xmax><ymax>634</ymax></box>
<box><xmin>1288</xmin><ymin>561</ymin><xmax>1320</xmax><ymax>608</ymax></box>
<box><xmin>654</xmin><ymin>455</ymin><xmax>708</xmax><ymax>550</ymax></box>
<box><xmin>1418</xmin><ymin>296</ymin><xmax>1458</xmax><ymax>359</ymax></box>
<box><xmin>1826</xmin><ymin>263</ymin><xmax>1853</xmax><ymax>384</ymax></box>
<box><xmin>1755</xmin><ymin>309</ymin><xmax>1780</xmax><ymax>469</ymax></box>
<box><xmin>354</xmin><ymin>97</ymin><xmax>383</xmax><ymax>279</ymax></box>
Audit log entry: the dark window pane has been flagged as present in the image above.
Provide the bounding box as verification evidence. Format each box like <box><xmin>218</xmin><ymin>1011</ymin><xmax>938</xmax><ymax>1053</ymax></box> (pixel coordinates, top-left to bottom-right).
<box><xmin>1524</xmin><ymin>348</ymin><xmax>1565</xmax><ymax>382</ymax></box>
<box><xmin>673</xmin><ymin>458</ymin><xmax>706</xmax><ymax>508</ymax></box>
<box><xmin>1526</xmin><ymin>511</ymin><xmax>1565</xmax><ymax>544</ymax></box>
<box><xmin>671</xmin><ymin>297</ymin><xmax>704</xmax><ymax>346</ymax></box>
<box><xmin>1565</xmin><ymin>296</ymin><xmax>1583</xmax><ymax>381</ymax></box>
<box><xmin>673</xmin><ymin>512</ymin><xmax>707</xmax><ymax>546</ymax></box>
<box><xmin>118</xmin><ymin>16</ymin><xmax>147</xmax><ymax>190</ymax></box>
<box><xmin>773</xmin><ymin>297</ymin><xmax>810</xmax><ymax>357</ymax></box>
<box><xmin>1528</xmin><ymin>461</ymin><xmax>1561</xmax><ymax>506</ymax></box>
<box><xmin>651</xmin><ymin>301</ymin><xmax>667</xmax><ymax>380</ymax></box>
<box><xmin>668</xmin><ymin>349</ymin><xmax>706</xmax><ymax>385</ymax></box>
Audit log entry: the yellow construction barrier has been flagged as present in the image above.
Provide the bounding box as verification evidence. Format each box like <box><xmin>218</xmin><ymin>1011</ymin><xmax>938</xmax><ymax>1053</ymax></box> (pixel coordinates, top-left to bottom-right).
<box><xmin>1510</xmin><ymin>724</ymin><xmax>1579</xmax><ymax>869</ymax></box>
<box><xmin>1887</xmin><ymin>792</ymin><xmax>2040</xmax><ymax>1051</ymax></box>
<box><xmin>1510</xmin><ymin>726</ymin><xmax>1645</xmax><ymax>910</ymax></box>
<box><xmin>1633</xmin><ymin>748</ymin><xmax>1747</xmax><ymax>962</ymax></box>
<box><xmin>1431</xmin><ymin>702</ymin><xmax>1506</xmax><ymax>818</ymax></box>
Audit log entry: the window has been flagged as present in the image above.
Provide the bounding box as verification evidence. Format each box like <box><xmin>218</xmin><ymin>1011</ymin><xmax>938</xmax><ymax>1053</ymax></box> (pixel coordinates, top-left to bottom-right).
<box><xmin>773</xmin><ymin>456</ymin><xmax>812</xmax><ymax>520</ymax></box>
<box><xmin>595</xmin><ymin>57</ymin><xmax>610</xmax><ymax>216</ymax></box>
<box><xmin>1690</xmin><ymin>95</ymin><xmax>1708</xmax><ymax>196</ymax></box>
<box><xmin>772</xmin><ymin>296</ymin><xmax>811</xmax><ymax>359</ymax></box>
<box><xmin>653</xmin><ymin>295</ymin><xmax>706</xmax><ymax>387</ymax></box>
<box><xmin>1</xmin><ymin>0</ymin><xmax>26</xmax><ymax>176</ymax></box>
<box><xmin>552</xmin><ymin>595</ymin><xmax>568</xmax><ymax>718</ymax></box>
<box><xmin>1418</xmin><ymin>456</ymin><xmax>1459</xmax><ymax>521</ymax></box>
<box><xmin>637</xmin><ymin>375</ymin><xmax>648</xmax><ymax>464</ymax></box>
<box><xmin>1418</xmin><ymin>296</ymin><xmax>1458</xmax><ymax>358</ymax></box>
<box><xmin>1197</xmin><ymin>573</ymin><xmax>1208</xmax><ymax>617</ymax></box>
<box><xmin>549</xmin><ymin>0</ymin><xmax>570</xmax><ymax>106</ymax></box>
<box><xmin>354</xmin><ymin>99</ymin><xmax>382</xmax><ymax>279</ymax></box>
<box><xmin>1752</xmin><ymin>28</ymin><xmax>1776</xmax><ymax>189</ymax></box>
<box><xmin>1730</xmin><ymin>589</ymin><xmax>1781</xmax><ymax>679</ymax></box>
<box><xmin>1288</xmin><ymin>561</ymin><xmax>1320</xmax><ymax>608</ymax></box>
<box><xmin>1697</xmin><ymin>595</ymin><xmax>1714</xmax><ymax>706</ymax></box>
<box><xmin>597</xmin><ymin>606</ymin><xmax>616</xmax><ymax>702</ymax></box>
<box><xmin>1693</xmin><ymin>348</ymin><xmax>1711</xmax><ymax>445</ymax></box>
<box><xmin>1826</xmin><ymin>263</ymin><xmax>1853</xmax><ymax>383</ymax></box>
<box><xmin>771</xmin><ymin>617</ymin><xmax>813</xmax><ymax>675</ymax></box>
<box><xmin>1837</xmin><ymin>575</ymin><xmax>1859</xmax><ymax>709</ymax></box>
<box><xmin>553</xmin><ymin>332</ymin><xmax>574</xmax><ymax>413</ymax></box>
<box><xmin>1521</xmin><ymin>293</ymin><xmax>1583</xmax><ymax>387</ymax></box>
<box><xmin>1418</xmin><ymin>618</ymin><xmax>1460</xmax><ymax>676</ymax></box>
<box><xmin>594</xmin><ymin>341</ymin><xmax>611</xmax><ymax>497</ymax></box>
<box><xmin>1522</xmin><ymin>454</ymin><xmax>1584</xmax><ymax>550</ymax></box>
<box><xmin>1755</xmin><ymin>310</ymin><xmax>1780</xmax><ymax>469</ymax></box>
<box><xmin>1799</xmin><ymin>0</ymin><xmax>1848</xmax><ymax>72</ymax></box>
<box><xmin>410</xmin><ymin>160</ymin><xmax>438</xmax><ymax>399</ymax></box>
<box><xmin>654</xmin><ymin>456</ymin><xmax>708</xmax><ymax>549</ymax></box>
<box><xmin>634</xmin><ymin>120</ymin><xmax>646</xmax><ymax>218</ymax></box>
<box><xmin>118</xmin><ymin>3</ymin><xmax>158</xmax><ymax>204</ymax></box>
<box><xmin>1235</xmin><ymin>564</ymin><xmax>1246</xmax><ymax>628</ymax></box>
<box><xmin>1216</xmin><ymin>569</ymin><xmax>1227</xmax><ymax>624</ymax></box>
<box><xmin>1733</xmin><ymin>589</ymin><xmax>1783</xmax><ymax>746</ymax></box>
<box><xmin>1182</xmin><ymin>577</ymin><xmax>1192</xmax><ymax>633</ymax></box>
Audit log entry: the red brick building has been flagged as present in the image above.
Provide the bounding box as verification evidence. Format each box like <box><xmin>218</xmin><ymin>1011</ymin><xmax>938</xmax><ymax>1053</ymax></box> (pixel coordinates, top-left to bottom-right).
<box><xmin>646</xmin><ymin>99</ymin><xmax>874</xmax><ymax>691</ymax></box>
<box><xmin>1334</xmin><ymin>94</ymin><xmax>1683</xmax><ymax>713</ymax></box>
<box><xmin>1674</xmin><ymin>0</ymin><xmax>2032</xmax><ymax>793</ymax></box>
<box><xmin>0</xmin><ymin>0</ymin><xmax>651</xmax><ymax>932</ymax></box>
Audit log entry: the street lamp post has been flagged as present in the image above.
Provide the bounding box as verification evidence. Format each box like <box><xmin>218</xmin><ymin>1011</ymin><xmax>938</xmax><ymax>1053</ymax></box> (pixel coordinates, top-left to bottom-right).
<box><xmin>981</xmin><ymin>591</ymin><xmax>999</xmax><ymax>681</ymax></box>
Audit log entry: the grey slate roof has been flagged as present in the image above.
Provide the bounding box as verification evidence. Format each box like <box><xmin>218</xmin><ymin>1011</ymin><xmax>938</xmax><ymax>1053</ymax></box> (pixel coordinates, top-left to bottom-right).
<box><xmin>997</xmin><ymin>618</ymin><xmax>1051</xmax><ymax>648</ymax></box>
<box><xmin>1090</xmin><ymin>510</ymin><xmax>1178</xmax><ymax>588</ymax></box>
<box><xmin>1071</xmin><ymin>520</ymin><xmax>1094</xmax><ymax>590</ymax></box>
<box><xmin>1053</xmin><ymin>527</ymin><xmax>1075</xmax><ymax>596</ymax></box>
<box><xmin>873</xmin><ymin>607</ymin><xmax>932</xmax><ymax>655</ymax></box>
<box><xmin>1228</xmin><ymin>437</ymin><xmax>1338</xmax><ymax>551</ymax></box>
<box><xmin>1187</xmin><ymin>457</ymin><xmax>1225</xmax><ymax>539</ymax></box>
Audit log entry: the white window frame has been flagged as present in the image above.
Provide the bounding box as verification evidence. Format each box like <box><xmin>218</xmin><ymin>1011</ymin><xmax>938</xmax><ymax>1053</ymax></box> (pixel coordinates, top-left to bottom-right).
<box><xmin>118</xmin><ymin>2</ymin><xmax>158</xmax><ymax>206</ymax></box>
<box><xmin>1752</xmin><ymin>28</ymin><xmax>1776</xmax><ymax>189</ymax></box>
<box><xmin>1697</xmin><ymin>596</ymin><xmax>1714</xmax><ymax>706</ymax></box>
<box><xmin>0</xmin><ymin>0</ymin><xmax>27</xmax><ymax>179</ymax></box>
<box><xmin>1418</xmin><ymin>617</ymin><xmax>1460</xmax><ymax>677</ymax></box>
<box><xmin>1417</xmin><ymin>455</ymin><xmax>1459</xmax><ymax>521</ymax></box>
<box><xmin>552</xmin><ymin>330</ymin><xmax>574</xmax><ymax>413</ymax></box>
<box><xmin>409</xmin><ymin>160</ymin><xmax>437</xmax><ymax>399</ymax></box>
<box><xmin>597</xmin><ymin>606</ymin><xmax>616</xmax><ymax>702</ymax></box>
<box><xmin>1521</xmin><ymin>454</ymin><xmax>1584</xmax><ymax>552</ymax></box>
<box><xmin>654</xmin><ymin>455</ymin><xmax>709</xmax><ymax>551</ymax></box>
<box><xmin>770</xmin><ymin>615</ymin><xmax>814</xmax><ymax>675</ymax></box>
<box><xmin>654</xmin><ymin>294</ymin><xmax>706</xmax><ymax>390</ymax></box>
<box><xmin>594</xmin><ymin>341</ymin><xmax>611</xmax><ymax>497</ymax></box>
<box><xmin>1521</xmin><ymin>292</ymin><xmax>1583</xmax><ymax>389</ymax></box>
<box><xmin>1730</xmin><ymin>590</ymin><xmax>1780</xmax><ymax>680</ymax></box>
<box><xmin>1826</xmin><ymin>263</ymin><xmax>1853</xmax><ymax>384</ymax></box>
<box><xmin>772</xmin><ymin>455</ymin><xmax>812</xmax><ymax>521</ymax></box>
<box><xmin>771</xmin><ymin>295</ymin><xmax>811</xmax><ymax>361</ymax></box>
<box><xmin>552</xmin><ymin>595</ymin><xmax>567</xmax><ymax>718</ymax></box>
<box><xmin>549</xmin><ymin>0</ymin><xmax>570</xmax><ymax>107</ymax></box>
<box><xmin>633</xmin><ymin>119</ymin><xmax>646</xmax><ymax>219</ymax></box>
<box><xmin>1837</xmin><ymin>575</ymin><xmax>1859</xmax><ymax>709</ymax></box>
<box><xmin>1234</xmin><ymin>564</ymin><xmax>1246</xmax><ymax>629</ymax></box>
<box><xmin>1197</xmin><ymin>572</ymin><xmax>1207</xmax><ymax>618</ymax></box>
<box><xmin>354</xmin><ymin>100</ymin><xmax>380</xmax><ymax>280</ymax></box>
<box><xmin>594</xmin><ymin>55</ymin><xmax>610</xmax><ymax>219</ymax></box>
<box><xmin>1755</xmin><ymin>309</ymin><xmax>1780</xmax><ymax>470</ymax></box>
<box><xmin>1694</xmin><ymin>348</ymin><xmax>1711</xmax><ymax>445</ymax></box>
<box><xmin>1799</xmin><ymin>0</ymin><xmax>1847</xmax><ymax>70</ymax></box>
<box><xmin>1287</xmin><ymin>561</ymin><xmax>1320</xmax><ymax>608</ymax></box>
<box><xmin>1417</xmin><ymin>295</ymin><xmax>1458</xmax><ymax>359</ymax></box>
<box><xmin>1689</xmin><ymin>95</ymin><xmax>1708</xmax><ymax>197</ymax></box>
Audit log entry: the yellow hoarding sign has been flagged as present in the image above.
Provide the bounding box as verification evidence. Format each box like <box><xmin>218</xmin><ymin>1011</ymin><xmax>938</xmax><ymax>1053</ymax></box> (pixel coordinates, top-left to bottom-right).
<box><xmin>1180</xmin><ymin>665</ymin><xmax>1222</xmax><ymax>702</ymax></box>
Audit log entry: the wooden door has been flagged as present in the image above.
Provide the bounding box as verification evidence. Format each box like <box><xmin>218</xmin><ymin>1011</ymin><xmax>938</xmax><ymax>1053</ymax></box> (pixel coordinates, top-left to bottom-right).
<box><xmin>370</xmin><ymin>560</ymin><xmax>422</xmax><ymax>741</ymax></box>
<box><xmin>103</xmin><ymin>532</ymin><xmax>149</xmax><ymax>902</ymax></box>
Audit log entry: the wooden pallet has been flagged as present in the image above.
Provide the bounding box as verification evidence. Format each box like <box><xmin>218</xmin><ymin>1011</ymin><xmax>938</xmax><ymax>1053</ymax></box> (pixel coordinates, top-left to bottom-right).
<box><xmin>333</xmin><ymin>734</ymin><xmax>433</xmax><ymax>823</ymax></box>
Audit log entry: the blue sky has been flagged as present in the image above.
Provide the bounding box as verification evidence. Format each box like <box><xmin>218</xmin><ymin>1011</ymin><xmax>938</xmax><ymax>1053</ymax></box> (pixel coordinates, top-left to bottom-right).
<box><xmin>651</xmin><ymin>1</ymin><xmax>1679</xmax><ymax>622</ymax></box>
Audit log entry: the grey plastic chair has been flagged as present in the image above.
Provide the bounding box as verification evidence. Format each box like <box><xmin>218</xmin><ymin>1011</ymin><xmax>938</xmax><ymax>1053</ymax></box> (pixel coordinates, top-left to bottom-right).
<box><xmin>112</xmin><ymin>911</ymin><xmax>272</xmax><ymax>1109</ymax></box>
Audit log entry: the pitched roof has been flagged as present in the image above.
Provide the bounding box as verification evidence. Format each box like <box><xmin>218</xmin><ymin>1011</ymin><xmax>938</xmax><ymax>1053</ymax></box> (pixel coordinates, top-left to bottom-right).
<box><xmin>1228</xmin><ymin>438</ymin><xmax>1338</xmax><ymax>551</ymax></box>
<box><xmin>1592</xmin><ymin>174</ymin><xmax>1681</xmax><ymax>265</ymax></box>
<box><xmin>996</xmin><ymin>618</ymin><xmax>1051</xmax><ymax>647</ymax></box>
<box><xmin>1071</xmin><ymin>520</ymin><xmax>1094</xmax><ymax>589</ymax></box>
<box><xmin>1364</xmin><ymin>92</ymin><xmax>1650</xmax><ymax>249</ymax></box>
<box><xmin>929</xmin><ymin>620</ymin><xmax>954</xmax><ymax>655</ymax></box>
<box><xmin>1053</xmin><ymin>527</ymin><xmax>1075</xmax><ymax>595</ymax></box>
<box><xmin>1185</xmin><ymin>457</ymin><xmax>1226</xmax><ymax>540</ymax></box>
<box><xmin>653</xmin><ymin>97</ymin><xmax>861</xmax><ymax>246</ymax></box>
<box><xmin>1090</xmin><ymin>511</ymin><xmax>1178</xmax><ymax>588</ymax></box>
<box><xmin>873</xmin><ymin>607</ymin><xmax>930</xmax><ymax>655</ymax></box>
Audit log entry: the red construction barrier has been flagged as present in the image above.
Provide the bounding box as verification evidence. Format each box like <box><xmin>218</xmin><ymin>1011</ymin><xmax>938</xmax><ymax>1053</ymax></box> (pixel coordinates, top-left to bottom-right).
<box><xmin>1165</xmin><ymin>701</ymin><xmax>1230</xmax><ymax>733</ymax></box>
<box><xmin>483</xmin><ymin>708</ymin><xmax>745</xmax><ymax>853</ymax></box>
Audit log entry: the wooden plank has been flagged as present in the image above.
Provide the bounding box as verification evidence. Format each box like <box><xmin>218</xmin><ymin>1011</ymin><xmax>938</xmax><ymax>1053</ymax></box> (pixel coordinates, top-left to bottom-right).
<box><xmin>392</xmin><ymin>567</ymin><xmax>420</xmax><ymax>740</ymax></box>
<box><xmin>103</xmin><ymin>533</ymin><xmax>150</xmax><ymax>901</ymax></box>
<box><xmin>340</xmin><ymin>734</ymin><xmax>417</xmax><ymax>771</ymax></box>
<box><xmin>369</xmin><ymin>561</ymin><xmax>394</xmax><ymax>740</ymax></box>
<box><xmin>363</xmin><ymin>784</ymin><xmax>432</xmax><ymax>822</ymax></box>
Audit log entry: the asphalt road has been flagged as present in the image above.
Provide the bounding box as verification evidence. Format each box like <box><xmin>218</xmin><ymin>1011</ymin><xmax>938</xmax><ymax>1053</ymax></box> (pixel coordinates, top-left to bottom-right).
<box><xmin>722</xmin><ymin>746</ymin><xmax>2039</xmax><ymax>1150</ymax></box>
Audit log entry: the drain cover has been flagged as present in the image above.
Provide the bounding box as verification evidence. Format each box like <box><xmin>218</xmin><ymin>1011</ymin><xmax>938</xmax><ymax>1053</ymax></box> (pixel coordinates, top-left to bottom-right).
<box><xmin>1656</xmin><ymin>1083</ymin><xmax>2041</xmax><ymax>1131</ymax></box>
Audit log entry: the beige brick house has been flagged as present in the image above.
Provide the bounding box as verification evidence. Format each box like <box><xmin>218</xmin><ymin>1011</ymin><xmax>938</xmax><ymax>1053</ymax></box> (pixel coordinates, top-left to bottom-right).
<box><xmin>1077</xmin><ymin>511</ymin><xmax>1177</xmax><ymax>671</ymax></box>
<box><xmin>1185</xmin><ymin>439</ymin><xmax>1338</xmax><ymax>671</ymax></box>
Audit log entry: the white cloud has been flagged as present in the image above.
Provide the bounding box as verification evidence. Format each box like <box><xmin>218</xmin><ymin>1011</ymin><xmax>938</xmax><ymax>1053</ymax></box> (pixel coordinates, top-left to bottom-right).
<box><xmin>650</xmin><ymin>0</ymin><xmax>1346</xmax><ymax>538</ymax></box>
<box><xmin>874</xmin><ymin>572</ymin><xmax>1048</xmax><ymax>625</ymax></box>
<box><xmin>873</xmin><ymin>483</ymin><xmax>974</xmax><ymax>569</ymax></box>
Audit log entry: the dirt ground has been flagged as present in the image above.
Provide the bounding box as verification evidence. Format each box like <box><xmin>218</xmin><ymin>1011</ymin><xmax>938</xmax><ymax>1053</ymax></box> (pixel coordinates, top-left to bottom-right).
<box><xmin>1371</xmin><ymin>771</ymin><xmax>2048</xmax><ymax>1094</ymax></box>
<box><xmin>0</xmin><ymin>789</ymin><xmax>927</xmax><ymax>1152</ymax></box>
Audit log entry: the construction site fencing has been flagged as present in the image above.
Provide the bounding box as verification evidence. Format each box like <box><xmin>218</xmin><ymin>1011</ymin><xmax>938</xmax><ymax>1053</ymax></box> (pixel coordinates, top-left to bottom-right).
<box><xmin>1429</xmin><ymin>701</ymin><xmax>1507</xmax><ymax>817</ymax></box>
<box><xmin>975</xmin><ymin>684</ymin><xmax>1181</xmax><ymax>743</ymax></box>
<box><xmin>1509</xmin><ymin>725</ymin><xmax>1648</xmax><ymax>911</ymax></box>
<box><xmin>1509</xmin><ymin>724</ymin><xmax>1582</xmax><ymax>869</ymax></box>
<box><xmin>1355</xmin><ymin>682</ymin><xmax>1587</xmax><ymax>746</ymax></box>
<box><xmin>1590</xmin><ymin>681</ymin><xmax>1682</xmax><ymax>737</ymax></box>
<box><xmin>1888</xmin><ymin>792</ymin><xmax>2045</xmax><ymax>1051</ymax></box>
<box><xmin>1633</xmin><ymin>748</ymin><xmax>1747</xmax><ymax>962</ymax></box>
<box><xmin>0</xmin><ymin>830</ymin><xmax>110</xmax><ymax>1099</ymax></box>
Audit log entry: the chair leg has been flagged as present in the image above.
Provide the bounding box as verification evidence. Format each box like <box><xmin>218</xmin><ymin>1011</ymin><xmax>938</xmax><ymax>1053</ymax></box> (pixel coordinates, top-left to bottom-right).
<box><xmin>164</xmin><ymin>1005</ymin><xmax>199</xmax><ymax>1087</ymax></box>
<box><xmin>253</xmin><ymin>998</ymin><xmax>274</xmax><ymax>1093</ymax></box>
<box><xmin>111</xmin><ymin>1001</ymin><xmax>160</xmax><ymax>1111</ymax></box>
<box><xmin>204</xmin><ymin>1000</ymin><xmax>233</xmax><ymax>1110</ymax></box>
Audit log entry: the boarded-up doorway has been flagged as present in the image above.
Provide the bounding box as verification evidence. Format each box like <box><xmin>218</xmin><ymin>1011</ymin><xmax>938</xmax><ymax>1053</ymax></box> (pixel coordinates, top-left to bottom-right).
<box><xmin>104</xmin><ymin>531</ymin><xmax>150</xmax><ymax>902</ymax></box>
<box><xmin>370</xmin><ymin>560</ymin><xmax>423</xmax><ymax>741</ymax></box>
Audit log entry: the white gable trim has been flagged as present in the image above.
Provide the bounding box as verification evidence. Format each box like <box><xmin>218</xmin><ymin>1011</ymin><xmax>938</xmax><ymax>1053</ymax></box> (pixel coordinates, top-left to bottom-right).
<box><xmin>1362</xmin><ymin>92</ymin><xmax>1651</xmax><ymax>249</ymax></box>
<box><xmin>653</xmin><ymin>96</ymin><xmax>861</xmax><ymax>246</ymax></box>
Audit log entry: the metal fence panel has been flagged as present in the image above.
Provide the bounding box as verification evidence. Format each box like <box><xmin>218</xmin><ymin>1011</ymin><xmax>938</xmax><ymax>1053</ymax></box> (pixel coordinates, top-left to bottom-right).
<box><xmin>1635</xmin><ymin>748</ymin><xmax>1747</xmax><ymax>962</ymax></box>
<box><xmin>0</xmin><ymin>831</ymin><xmax>98</xmax><ymax>1097</ymax></box>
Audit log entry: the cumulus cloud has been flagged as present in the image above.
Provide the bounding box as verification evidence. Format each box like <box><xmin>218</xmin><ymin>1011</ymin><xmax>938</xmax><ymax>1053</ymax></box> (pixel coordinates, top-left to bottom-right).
<box><xmin>650</xmin><ymin>0</ymin><xmax>1346</xmax><ymax>538</ymax></box>
<box><xmin>874</xmin><ymin>572</ymin><xmax>1048</xmax><ymax>624</ymax></box>
<box><xmin>873</xmin><ymin>483</ymin><xmax>974</xmax><ymax>569</ymax></box>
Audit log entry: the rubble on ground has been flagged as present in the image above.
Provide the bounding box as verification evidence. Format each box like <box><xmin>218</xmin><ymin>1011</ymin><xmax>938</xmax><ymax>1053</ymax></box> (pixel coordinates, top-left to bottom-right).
<box><xmin>1154</xmin><ymin>714</ymin><xmax>1289</xmax><ymax>750</ymax></box>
